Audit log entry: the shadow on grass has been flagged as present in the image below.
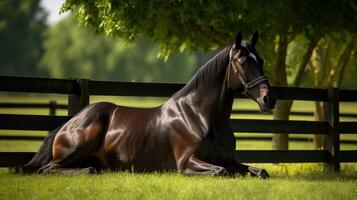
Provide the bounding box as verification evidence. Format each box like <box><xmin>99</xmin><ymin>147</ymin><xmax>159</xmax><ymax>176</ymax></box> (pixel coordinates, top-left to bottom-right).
<box><xmin>269</xmin><ymin>172</ymin><xmax>357</xmax><ymax>181</ymax></box>
<box><xmin>2</xmin><ymin>163</ymin><xmax>357</xmax><ymax>182</ymax></box>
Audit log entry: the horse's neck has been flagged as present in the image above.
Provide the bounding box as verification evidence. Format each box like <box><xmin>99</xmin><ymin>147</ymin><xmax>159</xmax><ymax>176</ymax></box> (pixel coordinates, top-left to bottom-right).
<box><xmin>215</xmin><ymin>81</ymin><xmax>235</xmax><ymax>121</ymax></box>
<box><xmin>181</xmin><ymin>65</ymin><xmax>234</xmax><ymax>122</ymax></box>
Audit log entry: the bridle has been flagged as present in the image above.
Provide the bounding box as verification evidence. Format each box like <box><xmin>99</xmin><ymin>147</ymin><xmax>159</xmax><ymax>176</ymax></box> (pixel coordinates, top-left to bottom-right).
<box><xmin>228</xmin><ymin>47</ymin><xmax>268</xmax><ymax>96</ymax></box>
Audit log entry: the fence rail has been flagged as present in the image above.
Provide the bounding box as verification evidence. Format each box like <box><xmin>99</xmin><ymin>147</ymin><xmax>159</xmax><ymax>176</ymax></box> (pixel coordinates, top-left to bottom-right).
<box><xmin>2</xmin><ymin>102</ymin><xmax>357</xmax><ymax>117</ymax></box>
<box><xmin>0</xmin><ymin>76</ymin><xmax>356</xmax><ymax>170</ymax></box>
<box><xmin>2</xmin><ymin>102</ymin><xmax>357</xmax><ymax>144</ymax></box>
<box><xmin>2</xmin><ymin>135</ymin><xmax>357</xmax><ymax>145</ymax></box>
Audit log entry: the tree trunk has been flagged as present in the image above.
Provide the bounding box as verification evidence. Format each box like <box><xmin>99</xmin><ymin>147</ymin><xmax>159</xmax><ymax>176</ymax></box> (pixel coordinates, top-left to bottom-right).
<box><xmin>335</xmin><ymin>37</ymin><xmax>355</xmax><ymax>87</ymax></box>
<box><xmin>312</xmin><ymin>36</ymin><xmax>355</xmax><ymax>149</ymax></box>
<box><xmin>286</xmin><ymin>34</ymin><xmax>322</xmax><ymax>131</ymax></box>
<box><xmin>311</xmin><ymin>38</ymin><xmax>332</xmax><ymax>149</ymax></box>
<box><xmin>272</xmin><ymin>33</ymin><xmax>321</xmax><ymax>150</ymax></box>
<box><xmin>272</xmin><ymin>100</ymin><xmax>291</xmax><ymax>150</ymax></box>
<box><xmin>272</xmin><ymin>33</ymin><xmax>289</xmax><ymax>150</ymax></box>
<box><xmin>313</xmin><ymin>101</ymin><xmax>326</xmax><ymax>149</ymax></box>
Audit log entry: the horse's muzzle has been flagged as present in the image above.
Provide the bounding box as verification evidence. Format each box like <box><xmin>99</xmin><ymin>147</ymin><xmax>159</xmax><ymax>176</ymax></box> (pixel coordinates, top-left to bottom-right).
<box><xmin>257</xmin><ymin>91</ymin><xmax>277</xmax><ymax>112</ymax></box>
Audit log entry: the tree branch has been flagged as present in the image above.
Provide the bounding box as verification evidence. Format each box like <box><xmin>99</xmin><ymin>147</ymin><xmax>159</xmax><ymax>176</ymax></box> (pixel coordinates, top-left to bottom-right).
<box><xmin>335</xmin><ymin>36</ymin><xmax>355</xmax><ymax>87</ymax></box>
<box><xmin>320</xmin><ymin>38</ymin><xmax>332</xmax><ymax>86</ymax></box>
<box><xmin>199</xmin><ymin>26</ymin><xmax>229</xmax><ymax>48</ymax></box>
<box><xmin>292</xmin><ymin>34</ymin><xmax>321</xmax><ymax>87</ymax></box>
<box><xmin>274</xmin><ymin>32</ymin><xmax>289</xmax><ymax>86</ymax></box>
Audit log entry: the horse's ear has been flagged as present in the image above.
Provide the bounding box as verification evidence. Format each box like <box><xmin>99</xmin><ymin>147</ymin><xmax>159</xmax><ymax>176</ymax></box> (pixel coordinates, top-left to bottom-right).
<box><xmin>251</xmin><ymin>30</ymin><xmax>259</xmax><ymax>46</ymax></box>
<box><xmin>235</xmin><ymin>30</ymin><xmax>242</xmax><ymax>48</ymax></box>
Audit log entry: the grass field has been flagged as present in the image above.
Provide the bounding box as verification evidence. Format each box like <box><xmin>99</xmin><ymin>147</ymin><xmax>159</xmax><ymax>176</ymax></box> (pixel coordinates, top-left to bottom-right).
<box><xmin>1</xmin><ymin>93</ymin><xmax>357</xmax><ymax>200</ymax></box>
<box><xmin>1</xmin><ymin>167</ymin><xmax>357</xmax><ymax>200</ymax></box>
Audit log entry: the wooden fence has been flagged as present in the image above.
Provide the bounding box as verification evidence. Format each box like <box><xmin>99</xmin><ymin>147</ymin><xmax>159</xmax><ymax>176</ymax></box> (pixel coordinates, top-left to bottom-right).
<box><xmin>0</xmin><ymin>76</ymin><xmax>356</xmax><ymax>171</ymax></box>
<box><xmin>1</xmin><ymin>102</ymin><xmax>357</xmax><ymax>144</ymax></box>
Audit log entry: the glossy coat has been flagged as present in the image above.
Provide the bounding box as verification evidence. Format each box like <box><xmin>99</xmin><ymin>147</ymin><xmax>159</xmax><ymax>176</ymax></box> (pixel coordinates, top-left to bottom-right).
<box><xmin>24</xmin><ymin>31</ymin><xmax>276</xmax><ymax>178</ymax></box>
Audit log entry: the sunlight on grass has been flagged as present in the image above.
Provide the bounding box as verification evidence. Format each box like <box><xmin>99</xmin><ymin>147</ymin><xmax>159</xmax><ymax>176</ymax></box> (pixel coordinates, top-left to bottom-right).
<box><xmin>0</xmin><ymin>167</ymin><xmax>356</xmax><ymax>200</ymax></box>
<box><xmin>0</xmin><ymin>140</ymin><xmax>43</xmax><ymax>152</ymax></box>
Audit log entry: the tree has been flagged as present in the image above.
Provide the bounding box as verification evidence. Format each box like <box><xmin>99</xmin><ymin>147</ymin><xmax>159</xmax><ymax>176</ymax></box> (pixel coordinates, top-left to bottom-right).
<box><xmin>0</xmin><ymin>0</ymin><xmax>47</xmax><ymax>76</ymax></box>
<box><xmin>40</xmin><ymin>16</ymin><xmax>197</xmax><ymax>83</ymax></box>
<box><xmin>270</xmin><ymin>1</ymin><xmax>357</xmax><ymax>150</ymax></box>
<box><xmin>61</xmin><ymin>0</ymin><xmax>357</xmax><ymax>149</ymax></box>
<box><xmin>309</xmin><ymin>34</ymin><xmax>356</xmax><ymax>149</ymax></box>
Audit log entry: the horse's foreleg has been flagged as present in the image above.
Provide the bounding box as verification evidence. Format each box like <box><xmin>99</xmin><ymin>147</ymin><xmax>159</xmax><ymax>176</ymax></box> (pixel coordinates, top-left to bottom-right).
<box><xmin>227</xmin><ymin>162</ymin><xmax>270</xmax><ymax>179</ymax></box>
<box><xmin>170</xmin><ymin>133</ymin><xmax>228</xmax><ymax>176</ymax></box>
<box><xmin>180</xmin><ymin>156</ymin><xmax>228</xmax><ymax>176</ymax></box>
<box><xmin>228</xmin><ymin>153</ymin><xmax>269</xmax><ymax>179</ymax></box>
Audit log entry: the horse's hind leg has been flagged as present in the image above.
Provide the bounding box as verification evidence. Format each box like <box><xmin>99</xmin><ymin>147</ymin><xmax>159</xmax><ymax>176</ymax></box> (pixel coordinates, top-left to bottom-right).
<box><xmin>38</xmin><ymin>161</ymin><xmax>97</xmax><ymax>175</ymax></box>
<box><xmin>38</xmin><ymin>153</ymin><xmax>99</xmax><ymax>175</ymax></box>
<box><xmin>38</xmin><ymin>124</ymin><xmax>105</xmax><ymax>175</ymax></box>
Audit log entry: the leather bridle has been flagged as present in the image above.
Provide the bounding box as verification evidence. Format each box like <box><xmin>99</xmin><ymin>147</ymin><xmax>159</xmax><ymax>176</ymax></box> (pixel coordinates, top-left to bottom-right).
<box><xmin>228</xmin><ymin>47</ymin><xmax>268</xmax><ymax>96</ymax></box>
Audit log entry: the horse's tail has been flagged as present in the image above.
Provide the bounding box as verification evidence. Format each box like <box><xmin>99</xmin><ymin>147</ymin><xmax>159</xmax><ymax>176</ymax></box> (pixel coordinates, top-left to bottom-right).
<box><xmin>14</xmin><ymin>126</ymin><xmax>62</xmax><ymax>174</ymax></box>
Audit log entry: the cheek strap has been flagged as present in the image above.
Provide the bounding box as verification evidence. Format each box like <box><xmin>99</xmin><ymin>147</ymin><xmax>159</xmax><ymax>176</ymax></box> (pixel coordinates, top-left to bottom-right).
<box><xmin>228</xmin><ymin>48</ymin><xmax>268</xmax><ymax>96</ymax></box>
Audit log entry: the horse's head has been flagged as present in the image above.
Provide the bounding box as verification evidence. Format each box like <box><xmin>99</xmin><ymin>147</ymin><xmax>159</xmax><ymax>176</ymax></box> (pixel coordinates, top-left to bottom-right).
<box><xmin>228</xmin><ymin>31</ymin><xmax>276</xmax><ymax>112</ymax></box>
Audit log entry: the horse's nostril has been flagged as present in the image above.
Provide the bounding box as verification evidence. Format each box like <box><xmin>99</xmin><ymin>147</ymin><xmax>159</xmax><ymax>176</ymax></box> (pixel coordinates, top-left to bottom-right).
<box><xmin>262</xmin><ymin>92</ymin><xmax>277</xmax><ymax>109</ymax></box>
<box><xmin>263</xmin><ymin>95</ymin><xmax>269</xmax><ymax>105</ymax></box>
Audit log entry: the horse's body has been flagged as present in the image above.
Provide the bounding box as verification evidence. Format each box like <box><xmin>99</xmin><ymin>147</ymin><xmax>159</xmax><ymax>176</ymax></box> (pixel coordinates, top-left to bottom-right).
<box><xmin>23</xmin><ymin>31</ymin><xmax>276</xmax><ymax>178</ymax></box>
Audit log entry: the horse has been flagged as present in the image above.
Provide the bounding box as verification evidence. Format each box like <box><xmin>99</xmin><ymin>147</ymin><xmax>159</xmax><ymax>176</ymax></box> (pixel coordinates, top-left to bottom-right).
<box><xmin>21</xmin><ymin>31</ymin><xmax>276</xmax><ymax>178</ymax></box>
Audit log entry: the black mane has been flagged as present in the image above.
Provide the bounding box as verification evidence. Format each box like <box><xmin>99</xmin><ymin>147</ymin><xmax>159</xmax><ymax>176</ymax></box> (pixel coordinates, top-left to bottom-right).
<box><xmin>174</xmin><ymin>46</ymin><xmax>232</xmax><ymax>98</ymax></box>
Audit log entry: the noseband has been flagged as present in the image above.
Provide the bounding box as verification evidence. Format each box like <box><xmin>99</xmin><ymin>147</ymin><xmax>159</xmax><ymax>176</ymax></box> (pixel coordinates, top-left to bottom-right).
<box><xmin>228</xmin><ymin>47</ymin><xmax>268</xmax><ymax>96</ymax></box>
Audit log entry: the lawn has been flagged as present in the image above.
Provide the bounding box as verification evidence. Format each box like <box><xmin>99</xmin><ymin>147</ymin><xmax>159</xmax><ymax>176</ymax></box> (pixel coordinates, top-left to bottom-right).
<box><xmin>1</xmin><ymin>167</ymin><xmax>357</xmax><ymax>200</ymax></box>
<box><xmin>1</xmin><ymin>93</ymin><xmax>357</xmax><ymax>200</ymax></box>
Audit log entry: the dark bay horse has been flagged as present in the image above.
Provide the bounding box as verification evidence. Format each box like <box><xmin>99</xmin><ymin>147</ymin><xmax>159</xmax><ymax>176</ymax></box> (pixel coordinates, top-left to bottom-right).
<box><xmin>22</xmin><ymin>31</ymin><xmax>276</xmax><ymax>178</ymax></box>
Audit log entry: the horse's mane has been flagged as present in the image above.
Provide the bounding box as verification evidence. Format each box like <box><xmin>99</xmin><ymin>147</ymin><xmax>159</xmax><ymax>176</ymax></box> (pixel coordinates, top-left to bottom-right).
<box><xmin>174</xmin><ymin>46</ymin><xmax>231</xmax><ymax>98</ymax></box>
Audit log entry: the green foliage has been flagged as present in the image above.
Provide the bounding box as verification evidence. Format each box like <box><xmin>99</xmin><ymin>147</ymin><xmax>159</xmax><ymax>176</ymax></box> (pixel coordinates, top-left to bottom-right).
<box><xmin>305</xmin><ymin>33</ymin><xmax>357</xmax><ymax>89</ymax></box>
<box><xmin>40</xmin><ymin>16</ymin><xmax>197</xmax><ymax>83</ymax></box>
<box><xmin>0</xmin><ymin>0</ymin><xmax>48</xmax><ymax>76</ymax></box>
<box><xmin>61</xmin><ymin>0</ymin><xmax>357</xmax><ymax>51</ymax></box>
<box><xmin>60</xmin><ymin>0</ymin><xmax>357</xmax><ymax>87</ymax></box>
<box><xmin>61</xmin><ymin>0</ymin><xmax>289</xmax><ymax>54</ymax></box>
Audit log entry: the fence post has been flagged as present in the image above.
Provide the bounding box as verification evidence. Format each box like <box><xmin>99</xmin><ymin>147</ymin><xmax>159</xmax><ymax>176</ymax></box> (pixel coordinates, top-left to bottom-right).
<box><xmin>324</xmin><ymin>87</ymin><xmax>340</xmax><ymax>171</ymax></box>
<box><xmin>68</xmin><ymin>79</ymin><xmax>89</xmax><ymax>116</ymax></box>
<box><xmin>48</xmin><ymin>100</ymin><xmax>57</xmax><ymax>135</ymax></box>
<box><xmin>49</xmin><ymin>100</ymin><xmax>57</xmax><ymax>116</ymax></box>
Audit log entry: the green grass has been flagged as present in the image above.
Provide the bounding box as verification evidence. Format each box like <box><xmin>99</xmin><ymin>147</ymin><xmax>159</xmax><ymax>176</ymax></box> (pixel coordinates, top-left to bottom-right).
<box><xmin>1</xmin><ymin>168</ymin><xmax>357</xmax><ymax>200</ymax></box>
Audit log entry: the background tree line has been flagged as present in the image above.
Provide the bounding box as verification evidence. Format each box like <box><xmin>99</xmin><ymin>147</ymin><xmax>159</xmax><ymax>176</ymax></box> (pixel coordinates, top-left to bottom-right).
<box><xmin>1</xmin><ymin>0</ymin><xmax>357</xmax><ymax>150</ymax></box>
<box><xmin>0</xmin><ymin>0</ymin><xmax>199</xmax><ymax>83</ymax></box>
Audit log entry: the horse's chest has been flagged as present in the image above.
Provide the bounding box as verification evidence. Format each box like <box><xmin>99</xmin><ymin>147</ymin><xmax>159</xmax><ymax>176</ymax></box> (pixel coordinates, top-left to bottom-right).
<box><xmin>196</xmin><ymin>129</ymin><xmax>235</xmax><ymax>163</ymax></box>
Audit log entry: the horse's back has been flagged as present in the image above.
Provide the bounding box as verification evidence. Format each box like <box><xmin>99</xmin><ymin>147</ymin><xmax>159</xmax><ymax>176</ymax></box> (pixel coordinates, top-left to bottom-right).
<box><xmin>101</xmin><ymin>105</ymin><xmax>176</xmax><ymax>171</ymax></box>
<box><xmin>51</xmin><ymin>101</ymin><xmax>176</xmax><ymax>171</ymax></box>
<box><xmin>57</xmin><ymin>102</ymin><xmax>117</xmax><ymax>133</ymax></box>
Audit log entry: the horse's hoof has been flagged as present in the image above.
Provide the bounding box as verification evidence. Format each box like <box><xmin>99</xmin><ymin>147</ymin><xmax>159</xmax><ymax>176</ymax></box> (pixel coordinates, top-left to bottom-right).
<box><xmin>258</xmin><ymin>169</ymin><xmax>269</xmax><ymax>179</ymax></box>
<box><xmin>83</xmin><ymin>167</ymin><xmax>97</xmax><ymax>174</ymax></box>
<box><xmin>214</xmin><ymin>167</ymin><xmax>228</xmax><ymax>176</ymax></box>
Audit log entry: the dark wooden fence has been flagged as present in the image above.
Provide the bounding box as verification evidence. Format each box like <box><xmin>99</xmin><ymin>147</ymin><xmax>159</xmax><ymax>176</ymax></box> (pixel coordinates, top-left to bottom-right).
<box><xmin>0</xmin><ymin>76</ymin><xmax>356</xmax><ymax>171</ymax></box>
<box><xmin>2</xmin><ymin>102</ymin><xmax>357</xmax><ymax>144</ymax></box>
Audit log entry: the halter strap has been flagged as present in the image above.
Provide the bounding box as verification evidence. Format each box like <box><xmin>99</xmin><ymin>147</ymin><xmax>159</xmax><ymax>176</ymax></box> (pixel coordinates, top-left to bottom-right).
<box><xmin>228</xmin><ymin>47</ymin><xmax>268</xmax><ymax>96</ymax></box>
